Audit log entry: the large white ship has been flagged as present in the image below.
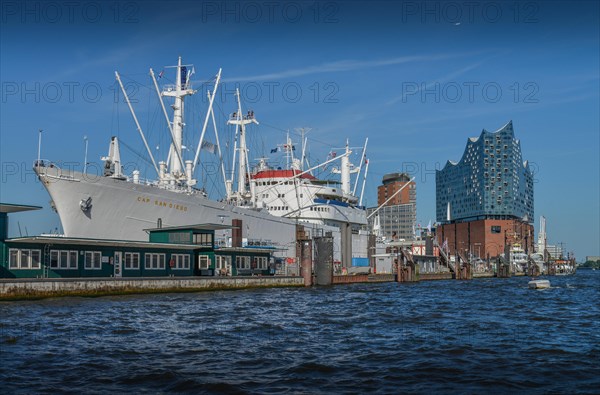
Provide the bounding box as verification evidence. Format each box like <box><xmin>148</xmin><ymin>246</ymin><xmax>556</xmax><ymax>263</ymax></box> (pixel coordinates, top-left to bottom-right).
<box><xmin>34</xmin><ymin>57</ymin><xmax>369</xmax><ymax>264</ymax></box>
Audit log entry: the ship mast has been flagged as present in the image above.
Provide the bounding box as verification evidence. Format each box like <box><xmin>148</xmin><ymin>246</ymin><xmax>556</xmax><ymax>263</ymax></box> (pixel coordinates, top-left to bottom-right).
<box><xmin>161</xmin><ymin>56</ymin><xmax>196</xmax><ymax>182</ymax></box>
<box><xmin>227</xmin><ymin>89</ymin><xmax>258</xmax><ymax>202</ymax></box>
<box><xmin>332</xmin><ymin>140</ymin><xmax>359</xmax><ymax>196</ymax></box>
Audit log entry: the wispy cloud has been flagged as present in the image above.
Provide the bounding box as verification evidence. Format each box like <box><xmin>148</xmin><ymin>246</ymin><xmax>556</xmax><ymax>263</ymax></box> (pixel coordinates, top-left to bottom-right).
<box><xmin>386</xmin><ymin>61</ymin><xmax>484</xmax><ymax>105</ymax></box>
<box><xmin>224</xmin><ymin>53</ymin><xmax>470</xmax><ymax>83</ymax></box>
<box><xmin>47</xmin><ymin>32</ymin><xmax>181</xmax><ymax>81</ymax></box>
<box><xmin>392</xmin><ymin>90</ymin><xmax>598</xmax><ymax>130</ymax></box>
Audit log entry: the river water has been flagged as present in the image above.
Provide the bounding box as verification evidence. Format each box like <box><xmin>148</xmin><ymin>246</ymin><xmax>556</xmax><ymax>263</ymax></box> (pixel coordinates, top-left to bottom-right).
<box><xmin>1</xmin><ymin>271</ymin><xmax>599</xmax><ymax>394</ymax></box>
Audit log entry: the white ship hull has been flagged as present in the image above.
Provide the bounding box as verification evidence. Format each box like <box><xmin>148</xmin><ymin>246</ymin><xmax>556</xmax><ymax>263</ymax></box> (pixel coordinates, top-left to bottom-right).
<box><xmin>36</xmin><ymin>165</ymin><xmax>298</xmax><ymax>256</ymax></box>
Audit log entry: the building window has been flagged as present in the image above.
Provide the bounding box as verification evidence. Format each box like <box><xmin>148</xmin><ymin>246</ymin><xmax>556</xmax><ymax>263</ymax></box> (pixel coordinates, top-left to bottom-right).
<box><xmin>60</xmin><ymin>251</ymin><xmax>69</xmax><ymax>269</ymax></box>
<box><xmin>124</xmin><ymin>252</ymin><xmax>140</xmax><ymax>270</ymax></box>
<box><xmin>31</xmin><ymin>250</ymin><xmax>41</xmax><ymax>269</ymax></box>
<box><xmin>168</xmin><ymin>232</ymin><xmax>190</xmax><ymax>244</ymax></box>
<box><xmin>193</xmin><ymin>233</ymin><xmax>213</xmax><ymax>247</ymax></box>
<box><xmin>69</xmin><ymin>251</ymin><xmax>77</xmax><ymax>269</ymax></box>
<box><xmin>22</xmin><ymin>250</ymin><xmax>33</xmax><ymax>269</ymax></box>
<box><xmin>8</xmin><ymin>249</ymin><xmax>42</xmax><ymax>269</ymax></box>
<box><xmin>198</xmin><ymin>255</ymin><xmax>211</xmax><ymax>269</ymax></box>
<box><xmin>253</xmin><ymin>256</ymin><xmax>268</xmax><ymax>270</ymax></box>
<box><xmin>170</xmin><ymin>254</ymin><xmax>190</xmax><ymax>270</ymax></box>
<box><xmin>491</xmin><ymin>226</ymin><xmax>501</xmax><ymax>234</ymax></box>
<box><xmin>48</xmin><ymin>249</ymin><xmax>78</xmax><ymax>269</ymax></box>
<box><xmin>236</xmin><ymin>256</ymin><xmax>250</xmax><ymax>270</ymax></box>
<box><xmin>216</xmin><ymin>255</ymin><xmax>231</xmax><ymax>274</ymax></box>
<box><xmin>50</xmin><ymin>250</ymin><xmax>59</xmax><ymax>268</ymax></box>
<box><xmin>84</xmin><ymin>251</ymin><xmax>102</xmax><ymax>270</ymax></box>
<box><xmin>9</xmin><ymin>249</ymin><xmax>19</xmax><ymax>269</ymax></box>
<box><xmin>144</xmin><ymin>253</ymin><xmax>165</xmax><ymax>270</ymax></box>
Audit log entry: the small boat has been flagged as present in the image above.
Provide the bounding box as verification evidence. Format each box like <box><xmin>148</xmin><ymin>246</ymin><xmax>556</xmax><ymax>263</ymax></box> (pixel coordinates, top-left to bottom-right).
<box><xmin>528</xmin><ymin>279</ymin><xmax>551</xmax><ymax>289</ymax></box>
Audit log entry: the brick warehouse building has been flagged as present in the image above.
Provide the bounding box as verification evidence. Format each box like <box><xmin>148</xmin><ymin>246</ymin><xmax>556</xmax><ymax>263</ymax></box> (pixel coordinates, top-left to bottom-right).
<box><xmin>436</xmin><ymin>121</ymin><xmax>534</xmax><ymax>259</ymax></box>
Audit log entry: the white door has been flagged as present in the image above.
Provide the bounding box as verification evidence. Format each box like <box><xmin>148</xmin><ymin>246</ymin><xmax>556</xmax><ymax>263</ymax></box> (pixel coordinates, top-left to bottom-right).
<box><xmin>225</xmin><ymin>257</ymin><xmax>232</xmax><ymax>276</ymax></box>
<box><xmin>216</xmin><ymin>256</ymin><xmax>232</xmax><ymax>276</ymax></box>
<box><xmin>114</xmin><ymin>251</ymin><xmax>122</xmax><ymax>278</ymax></box>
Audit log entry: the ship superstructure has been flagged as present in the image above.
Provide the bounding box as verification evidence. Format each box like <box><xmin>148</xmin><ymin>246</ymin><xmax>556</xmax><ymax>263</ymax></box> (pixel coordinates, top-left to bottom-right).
<box><xmin>252</xmin><ymin>139</ymin><xmax>368</xmax><ymax>228</ymax></box>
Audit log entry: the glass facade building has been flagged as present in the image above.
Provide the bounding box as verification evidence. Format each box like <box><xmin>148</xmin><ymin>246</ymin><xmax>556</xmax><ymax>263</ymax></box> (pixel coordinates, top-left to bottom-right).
<box><xmin>367</xmin><ymin>203</ymin><xmax>416</xmax><ymax>241</ymax></box>
<box><xmin>436</xmin><ymin>121</ymin><xmax>534</xmax><ymax>224</ymax></box>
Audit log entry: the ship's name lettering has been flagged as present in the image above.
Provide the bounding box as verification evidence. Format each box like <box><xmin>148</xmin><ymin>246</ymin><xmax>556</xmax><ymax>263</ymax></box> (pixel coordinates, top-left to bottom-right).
<box><xmin>136</xmin><ymin>196</ymin><xmax>187</xmax><ymax>211</ymax></box>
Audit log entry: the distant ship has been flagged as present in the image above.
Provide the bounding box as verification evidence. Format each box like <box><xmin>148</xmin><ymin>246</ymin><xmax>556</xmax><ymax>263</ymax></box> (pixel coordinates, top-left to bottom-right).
<box><xmin>34</xmin><ymin>57</ymin><xmax>369</xmax><ymax>263</ymax></box>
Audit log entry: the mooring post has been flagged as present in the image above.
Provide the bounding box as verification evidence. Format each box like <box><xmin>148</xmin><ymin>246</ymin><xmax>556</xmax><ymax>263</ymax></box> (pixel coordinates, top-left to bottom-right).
<box><xmin>315</xmin><ymin>236</ymin><xmax>333</xmax><ymax>286</ymax></box>
<box><xmin>300</xmin><ymin>240</ymin><xmax>313</xmax><ymax>287</ymax></box>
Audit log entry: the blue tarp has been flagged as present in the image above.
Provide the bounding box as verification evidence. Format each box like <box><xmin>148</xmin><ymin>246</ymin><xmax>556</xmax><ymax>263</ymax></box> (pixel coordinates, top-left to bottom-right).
<box><xmin>352</xmin><ymin>257</ymin><xmax>369</xmax><ymax>267</ymax></box>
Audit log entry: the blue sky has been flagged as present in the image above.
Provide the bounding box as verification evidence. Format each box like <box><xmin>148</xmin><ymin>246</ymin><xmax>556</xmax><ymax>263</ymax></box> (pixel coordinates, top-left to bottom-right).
<box><xmin>1</xmin><ymin>1</ymin><xmax>598</xmax><ymax>258</ymax></box>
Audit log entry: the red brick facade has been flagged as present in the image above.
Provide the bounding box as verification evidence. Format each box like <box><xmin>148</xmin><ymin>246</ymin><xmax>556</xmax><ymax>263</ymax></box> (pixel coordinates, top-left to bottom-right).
<box><xmin>377</xmin><ymin>181</ymin><xmax>415</xmax><ymax>206</ymax></box>
<box><xmin>436</xmin><ymin>219</ymin><xmax>534</xmax><ymax>259</ymax></box>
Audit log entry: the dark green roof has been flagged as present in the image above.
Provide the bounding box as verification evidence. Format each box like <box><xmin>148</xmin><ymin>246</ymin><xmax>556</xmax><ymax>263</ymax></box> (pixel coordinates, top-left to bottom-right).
<box><xmin>5</xmin><ymin>236</ymin><xmax>206</xmax><ymax>250</ymax></box>
<box><xmin>215</xmin><ymin>247</ymin><xmax>279</xmax><ymax>254</ymax></box>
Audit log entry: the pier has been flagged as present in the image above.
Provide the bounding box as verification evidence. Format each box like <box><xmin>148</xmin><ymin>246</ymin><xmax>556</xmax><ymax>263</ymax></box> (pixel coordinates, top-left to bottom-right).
<box><xmin>0</xmin><ymin>276</ymin><xmax>304</xmax><ymax>301</ymax></box>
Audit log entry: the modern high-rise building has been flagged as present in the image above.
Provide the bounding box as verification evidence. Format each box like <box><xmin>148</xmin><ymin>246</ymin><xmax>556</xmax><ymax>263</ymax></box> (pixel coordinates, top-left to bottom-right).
<box><xmin>367</xmin><ymin>172</ymin><xmax>416</xmax><ymax>240</ymax></box>
<box><xmin>436</xmin><ymin>121</ymin><xmax>534</xmax><ymax>258</ymax></box>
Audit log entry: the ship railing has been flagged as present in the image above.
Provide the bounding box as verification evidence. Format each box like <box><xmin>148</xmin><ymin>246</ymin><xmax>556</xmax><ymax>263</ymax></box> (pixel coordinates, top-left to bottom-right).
<box><xmin>33</xmin><ymin>159</ymin><xmax>79</xmax><ymax>181</ymax></box>
<box><xmin>162</xmin><ymin>84</ymin><xmax>177</xmax><ymax>92</ymax></box>
<box><xmin>33</xmin><ymin>159</ymin><xmax>60</xmax><ymax>169</ymax></box>
<box><xmin>126</xmin><ymin>176</ymin><xmax>203</xmax><ymax>194</ymax></box>
<box><xmin>33</xmin><ymin>159</ymin><xmax>49</xmax><ymax>168</ymax></box>
<box><xmin>127</xmin><ymin>175</ymin><xmax>160</xmax><ymax>186</ymax></box>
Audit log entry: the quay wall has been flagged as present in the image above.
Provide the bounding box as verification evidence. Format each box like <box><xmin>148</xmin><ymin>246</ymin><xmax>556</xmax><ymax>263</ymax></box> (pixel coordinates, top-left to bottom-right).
<box><xmin>332</xmin><ymin>274</ymin><xmax>395</xmax><ymax>284</ymax></box>
<box><xmin>0</xmin><ymin>276</ymin><xmax>304</xmax><ymax>300</ymax></box>
<box><xmin>473</xmin><ymin>272</ymin><xmax>495</xmax><ymax>278</ymax></box>
<box><xmin>333</xmin><ymin>274</ymin><xmax>370</xmax><ymax>284</ymax></box>
<box><xmin>368</xmin><ymin>274</ymin><xmax>395</xmax><ymax>282</ymax></box>
<box><xmin>420</xmin><ymin>272</ymin><xmax>454</xmax><ymax>281</ymax></box>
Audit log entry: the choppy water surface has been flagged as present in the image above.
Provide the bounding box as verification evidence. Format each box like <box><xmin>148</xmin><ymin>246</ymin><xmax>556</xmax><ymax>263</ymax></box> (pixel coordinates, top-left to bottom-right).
<box><xmin>1</xmin><ymin>271</ymin><xmax>599</xmax><ymax>394</ymax></box>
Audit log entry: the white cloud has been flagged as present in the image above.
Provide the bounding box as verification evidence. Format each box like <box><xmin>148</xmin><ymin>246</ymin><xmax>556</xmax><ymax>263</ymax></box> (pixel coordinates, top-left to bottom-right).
<box><xmin>224</xmin><ymin>53</ymin><xmax>471</xmax><ymax>83</ymax></box>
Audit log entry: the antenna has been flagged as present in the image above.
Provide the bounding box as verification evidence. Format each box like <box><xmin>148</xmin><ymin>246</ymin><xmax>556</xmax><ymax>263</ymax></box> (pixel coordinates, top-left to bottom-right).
<box><xmin>83</xmin><ymin>135</ymin><xmax>88</xmax><ymax>173</ymax></box>
<box><xmin>295</xmin><ymin>127</ymin><xmax>312</xmax><ymax>170</ymax></box>
<box><xmin>37</xmin><ymin>129</ymin><xmax>43</xmax><ymax>166</ymax></box>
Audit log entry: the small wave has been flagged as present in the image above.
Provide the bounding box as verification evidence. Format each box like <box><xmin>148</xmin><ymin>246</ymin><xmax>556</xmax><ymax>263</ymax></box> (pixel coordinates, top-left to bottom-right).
<box><xmin>111</xmin><ymin>328</ymin><xmax>137</xmax><ymax>335</ymax></box>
